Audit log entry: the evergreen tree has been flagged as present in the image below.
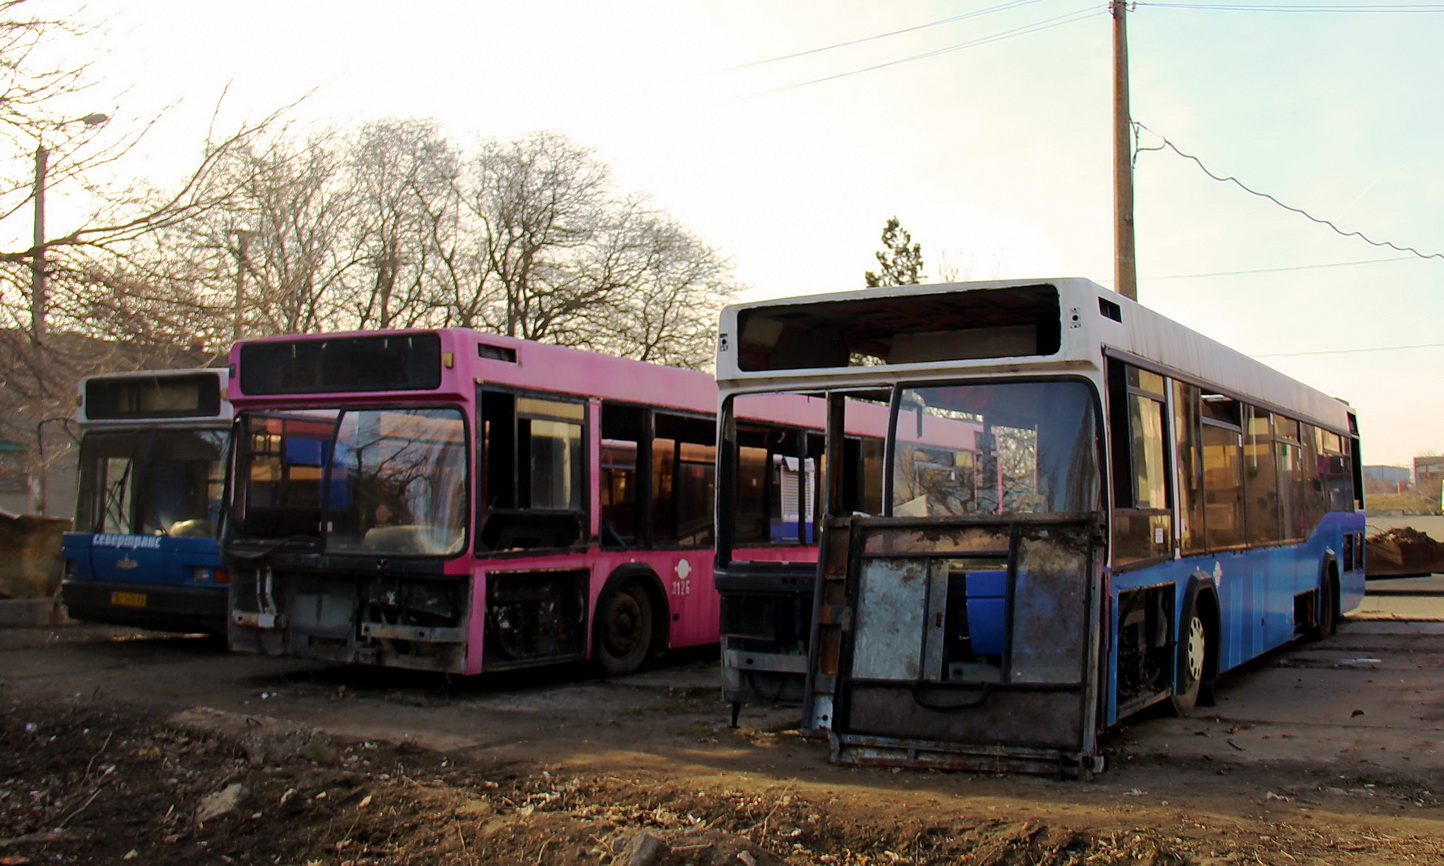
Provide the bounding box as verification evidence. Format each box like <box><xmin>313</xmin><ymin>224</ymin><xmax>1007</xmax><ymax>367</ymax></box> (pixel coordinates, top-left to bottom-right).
<box><xmin>864</xmin><ymin>217</ymin><xmax>925</xmax><ymax>287</ymax></box>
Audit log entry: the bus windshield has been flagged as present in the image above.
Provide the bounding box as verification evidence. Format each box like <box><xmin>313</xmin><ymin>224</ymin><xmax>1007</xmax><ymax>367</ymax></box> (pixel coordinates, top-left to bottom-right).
<box><xmin>892</xmin><ymin>380</ymin><xmax>1099</xmax><ymax>518</ymax></box>
<box><xmin>233</xmin><ymin>406</ymin><xmax>467</xmax><ymax>556</ymax></box>
<box><xmin>75</xmin><ymin>429</ymin><xmax>226</xmax><ymax>537</ymax></box>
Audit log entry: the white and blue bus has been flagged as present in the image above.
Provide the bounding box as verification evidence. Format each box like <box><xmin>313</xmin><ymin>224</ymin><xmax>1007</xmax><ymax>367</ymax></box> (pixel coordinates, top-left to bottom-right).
<box><xmin>60</xmin><ymin>369</ymin><xmax>232</xmax><ymax>634</ymax></box>
<box><xmin>713</xmin><ymin>278</ymin><xmax>1364</xmax><ymax>776</ymax></box>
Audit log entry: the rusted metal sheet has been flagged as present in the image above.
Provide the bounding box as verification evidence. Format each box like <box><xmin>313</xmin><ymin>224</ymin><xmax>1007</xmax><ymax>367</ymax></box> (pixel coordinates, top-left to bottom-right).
<box><xmin>861</xmin><ymin>525</ymin><xmax>1011</xmax><ymax>557</ymax></box>
<box><xmin>829</xmin><ymin>732</ymin><xmax>1100</xmax><ymax>778</ymax></box>
<box><xmin>0</xmin><ymin>513</ymin><xmax>70</xmax><ymax>599</ymax></box>
<box><xmin>804</xmin><ymin>516</ymin><xmax>1105</xmax><ymax>777</ymax></box>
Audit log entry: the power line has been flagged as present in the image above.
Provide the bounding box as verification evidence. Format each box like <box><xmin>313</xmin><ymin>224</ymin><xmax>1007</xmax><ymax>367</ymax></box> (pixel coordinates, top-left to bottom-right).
<box><xmin>1256</xmin><ymin>343</ymin><xmax>1444</xmax><ymax>358</ymax></box>
<box><xmin>1139</xmin><ymin>2</ymin><xmax>1444</xmax><ymax>11</ymax></box>
<box><xmin>1135</xmin><ymin>125</ymin><xmax>1444</xmax><ymax>262</ymax></box>
<box><xmin>707</xmin><ymin>0</ymin><xmax>1054</xmax><ymax>74</ymax></box>
<box><xmin>1147</xmin><ymin>255</ymin><xmax>1415</xmax><ymax>280</ymax></box>
<box><xmin>733</xmin><ymin>6</ymin><xmax>1103</xmax><ymax>100</ymax></box>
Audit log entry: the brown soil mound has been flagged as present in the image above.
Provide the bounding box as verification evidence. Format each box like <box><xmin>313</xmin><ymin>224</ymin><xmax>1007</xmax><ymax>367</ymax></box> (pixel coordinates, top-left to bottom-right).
<box><xmin>1367</xmin><ymin>527</ymin><xmax>1444</xmax><ymax>578</ymax></box>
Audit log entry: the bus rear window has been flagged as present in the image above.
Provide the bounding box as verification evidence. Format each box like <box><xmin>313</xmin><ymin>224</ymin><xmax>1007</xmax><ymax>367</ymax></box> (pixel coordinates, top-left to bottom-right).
<box><xmin>737</xmin><ymin>284</ymin><xmax>1061</xmax><ymax>371</ymax></box>
<box><xmin>239</xmin><ymin>333</ymin><xmax>443</xmax><ymax>395</ymax></box>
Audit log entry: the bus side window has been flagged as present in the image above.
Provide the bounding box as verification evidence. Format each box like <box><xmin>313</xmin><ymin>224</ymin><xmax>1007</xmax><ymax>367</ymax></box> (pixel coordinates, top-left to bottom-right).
<box><xmin>1174</xmin><ymin>382</ymin><xmax>1206</xmax><ymax>555</ymax></box>
<box><xmin>734</xmin><ymin>422</ymin><xmax>823</xmax><ymax>545</ymax></box>
<box><xmin>733</xmin><ymin>437</ymin><xmax>771</xmax><ymax>545</ymax></box>
<box><xmin>1108</xmin><ymin>360</ymin><xmax>1171</xmax><ymax>565</ymax></box>
<box><xmin>1244</xmin><ymin>407</ymin><xmax>1281</xmax><ymax>544</ymax></box>
<box><xmin>769</xmin><ymin>430</ymin><xmax>820</xmax><ymax>544</ymax></box>
<box><xmin>480</xmin><ymin>390</ymin><xmax>517</xmax><ymax>510</ymax></box>
<box><xmin>477</xmin><ymin>389</ymin><xmax>586</xmax><ymax>552</ymax></box>
<box><xmin>653</xmin><ymin>412</ymin><xmax>715</xmax><ymax>548</ymax></box>
<box><xmin>848</xmin><ymin>434</ymin><xmax>886</xmax><ymax>518</ymax></box>
<box><xmin>1275</xmin><ymin>418</ymin><xmax>1305</xmax><ymax>542</ymax></box>
<box><xmin>1301</xmin><ymin>424</ymin><xmax>1335</xmax><ymax>529</ymax></box>
<box><xmin>1316</xmin><ymin>428</ymin><xmax>1355</xmax><ymax>512</ymax></box>
<box><xmin>600</xmin><ymin>403</ymin><xmax>644</xmax><ymax>548</ymax></box>
<box><xmin>1201</xmin><ymin>397</ymin><xmax>1245</xmax><ymax>549</ymax></box>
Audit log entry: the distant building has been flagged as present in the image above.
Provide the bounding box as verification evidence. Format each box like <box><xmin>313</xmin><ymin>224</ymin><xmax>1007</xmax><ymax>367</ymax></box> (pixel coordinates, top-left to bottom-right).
<box><xmin>1365</xmin><ymin>465</ymin><xmax>1412</xmax><ymax>492</ymax></box>
<box><xmin>1414</xmin><ymin>456</ymin><xmax>1444</xmax><ymax>489</ymax></box>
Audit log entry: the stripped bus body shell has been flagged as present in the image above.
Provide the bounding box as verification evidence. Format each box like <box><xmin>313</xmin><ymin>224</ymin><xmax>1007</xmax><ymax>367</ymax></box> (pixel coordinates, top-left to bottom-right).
<box><xmin>713</xmin><ymin>278</ymin><xmax>1364</xmax><ymax>776</ymax></box>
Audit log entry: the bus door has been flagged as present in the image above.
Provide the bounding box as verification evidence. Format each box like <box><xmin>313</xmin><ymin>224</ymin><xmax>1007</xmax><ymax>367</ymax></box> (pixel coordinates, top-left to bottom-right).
<box><xmin>803</xmin><ymin>515</ymin><xmax>1104</xmax><ymax>778</ymax></box>
<box><xmin>72</xmin><ymin>430</ymin><xmax>178</xmax><ymax>593</ymax></box>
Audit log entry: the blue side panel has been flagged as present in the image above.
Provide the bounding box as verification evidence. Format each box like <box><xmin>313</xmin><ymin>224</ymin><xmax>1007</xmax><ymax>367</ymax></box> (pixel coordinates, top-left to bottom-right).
<box><xmin>60</xmin><ymin>532</ymin><xmax>90</xmax><ymax>572</ymax></box>
<box><xmin>1103</xmin><ymin>510</ymin><xmax>1366</xmax><ymax>725</ymax></box>
<box><xmin>1336</xmin><ymin>511</ymin><xmax>1368</xmax><ymax>611</ymax></box>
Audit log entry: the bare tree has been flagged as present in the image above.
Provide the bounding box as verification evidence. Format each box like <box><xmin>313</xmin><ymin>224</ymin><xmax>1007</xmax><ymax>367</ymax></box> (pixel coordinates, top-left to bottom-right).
<box><xmin>462</xmin><ymin>131</ymin><xmax>734</xmax><ymax>367</ymax></box>
<box><xmin>0</xmin><ymin>5</ymin><xmax>294</xmax><ymax>512</ymax></box>
<box><xmin>346</xmin><ymin>118</ymin><xmax>461</xmax><ymax>330</ymax></box>
<box><xmin>466</xmin><ymin>131</ymin><xmax>612</xmax><ymax>339</ymax></box>
<box><xmin>144</xmin><ymin>128</ymin><xmax>362</xmax><ymax>338</ymax></box>
<box><xmin>0</xmin><ymin>2</ymin><xmax>108</xmax><ymax>229</ymax></box>
<box><xmin>567</xmin><ymin>204</ymin><xmax>731</xmax><ymax>369</ymax></box>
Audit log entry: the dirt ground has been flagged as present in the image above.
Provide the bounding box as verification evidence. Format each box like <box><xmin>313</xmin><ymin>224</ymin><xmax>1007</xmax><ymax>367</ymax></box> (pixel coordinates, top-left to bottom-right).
<box><xmin>2</xmin><ymin>618</ymin><xmax>1443</xmax><ymax>865</ymax></box>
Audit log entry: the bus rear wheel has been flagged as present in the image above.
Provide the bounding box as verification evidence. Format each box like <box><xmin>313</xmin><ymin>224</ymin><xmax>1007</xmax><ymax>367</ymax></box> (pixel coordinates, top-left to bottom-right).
<box><xmin>1308</xmin><ymin>572</ymin><xmax>1338</xmax><ymax>641</ymax></box>
<box><xmin>595</xmin><ymin>581</ymin><xmax>653</xmax><ymax>676</ymax></box>
<box><xmin>1170</xmin><ymin>610</ymin><xmax>1206</xmax><ymax>715</ymax></box>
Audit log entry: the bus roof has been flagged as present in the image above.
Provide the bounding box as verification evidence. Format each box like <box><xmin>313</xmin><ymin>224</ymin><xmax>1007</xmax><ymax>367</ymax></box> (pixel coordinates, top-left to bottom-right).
<box><xmin>717</xmin><ymin>278</ymin><xmax>1355</xmax><ymax>435</ymax></box>
<box><xmin>227</xmin><ymin>329</ymin><xmax>721</xmax><ymax>416</ymax></box>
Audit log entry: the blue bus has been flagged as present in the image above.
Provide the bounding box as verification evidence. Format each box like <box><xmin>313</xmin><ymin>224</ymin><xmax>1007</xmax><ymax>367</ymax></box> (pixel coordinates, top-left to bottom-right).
<box><xmin>60</xmin><ymin>369</ymin><xmax>232</xmax><ymax>635</ymax></box>
<box><xmin>713</xmin><ymin>279</ymin><xmax>1364</xmax><ymax>776</ymax></box>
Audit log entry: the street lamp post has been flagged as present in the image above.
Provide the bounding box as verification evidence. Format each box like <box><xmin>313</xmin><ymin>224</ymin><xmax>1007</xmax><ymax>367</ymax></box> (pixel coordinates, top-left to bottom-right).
<box><xmin>30</xmin><ymin>112</ymin><xmax>111</xmax><ymax>344</ymax></box>
<box><xmin>232</xmin><ymin>229</ymin><xmax>256</xmax><ymax>343</ymax></box>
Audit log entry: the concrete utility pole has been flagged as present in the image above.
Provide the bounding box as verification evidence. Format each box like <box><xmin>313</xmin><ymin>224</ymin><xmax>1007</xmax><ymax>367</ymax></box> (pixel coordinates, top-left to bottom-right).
<box><xmin>30</xmin><ymin>144</ymin><xmax>48</xmax><ymax>342</ymax></box>
<box><xmin>1112</xmin><ymin>0</ymin><xmax>1138</xmax><ymax>302</ymax></box>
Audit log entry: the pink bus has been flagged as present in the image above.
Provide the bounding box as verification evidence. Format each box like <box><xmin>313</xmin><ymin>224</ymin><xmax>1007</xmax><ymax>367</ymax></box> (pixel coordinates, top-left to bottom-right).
<box><xmin>223</xmin><ymin>329</ymin><xmax>826</xmax><ymax>675</ymax></box>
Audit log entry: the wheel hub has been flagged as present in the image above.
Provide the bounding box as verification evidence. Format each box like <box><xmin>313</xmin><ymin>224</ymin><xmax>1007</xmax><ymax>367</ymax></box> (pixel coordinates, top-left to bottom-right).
<box><xmin>1185</xmin><ymin>616</ymin><xmax>1205</xmax><ymax>683</ymax></box>
<box><xmin>606</xmin><ymin>596</ymin><xmax>642</xmax><ymax>651</ymax></box>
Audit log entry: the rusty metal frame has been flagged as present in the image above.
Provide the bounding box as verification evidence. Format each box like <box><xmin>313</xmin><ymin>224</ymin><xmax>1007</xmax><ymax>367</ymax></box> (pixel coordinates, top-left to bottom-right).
<box><xmin>802</xmin><ymin>514</ymin><xmax>1106</xmax><ymax>778</ymax></box>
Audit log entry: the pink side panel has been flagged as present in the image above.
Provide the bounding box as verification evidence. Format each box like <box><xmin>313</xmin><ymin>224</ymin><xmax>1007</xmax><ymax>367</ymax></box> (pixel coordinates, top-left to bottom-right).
<box><xmin>462</xmin><ymin>544</ymin><xmax>819</xmax><ymax>673</ymax></box>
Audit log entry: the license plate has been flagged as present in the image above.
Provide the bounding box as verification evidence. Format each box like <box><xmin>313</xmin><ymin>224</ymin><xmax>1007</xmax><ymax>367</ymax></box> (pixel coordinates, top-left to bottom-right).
<box><xmin>111</xmin><ymin>591</ymin><xmax>147</xmax><ymax>607</ymax></box>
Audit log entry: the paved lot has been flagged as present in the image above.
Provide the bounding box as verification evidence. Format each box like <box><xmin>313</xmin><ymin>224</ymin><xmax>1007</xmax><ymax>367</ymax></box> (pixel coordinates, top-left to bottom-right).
<box><xmin>1123</xmin><ymin>618</ymin><xmax>1444</xmax><ymax>772</ymax></box>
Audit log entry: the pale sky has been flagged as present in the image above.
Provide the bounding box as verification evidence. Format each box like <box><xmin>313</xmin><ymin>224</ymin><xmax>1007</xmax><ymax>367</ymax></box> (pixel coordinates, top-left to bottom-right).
<box><xmin>50</xmin><ymin>0</ymin><xmax>1444</xmax><ymax>466</ymax></box>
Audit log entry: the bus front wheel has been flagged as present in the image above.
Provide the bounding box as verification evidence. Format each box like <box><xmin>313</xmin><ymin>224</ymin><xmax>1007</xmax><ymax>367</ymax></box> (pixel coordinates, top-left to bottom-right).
<box><xmin>1170</xmin><ymin>609</ymin><xmax>1207</xmax><ymax>715</ymax></box>
<box><xmin>595</xmin><ymin>581</ymin><xmax>653</xmax><ymax>676</ymax></box>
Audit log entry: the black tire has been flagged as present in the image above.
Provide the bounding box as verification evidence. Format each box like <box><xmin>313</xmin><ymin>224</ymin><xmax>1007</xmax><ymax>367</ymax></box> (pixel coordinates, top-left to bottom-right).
<box><xmin>1309</xmin><ymin>572</ymin><xmax>1338</xmax><ymax>641</ymax></box>
<box><xmin>1170</xmin><ymin>608</ymin><xmax>1206</xmax><ymax>716</ymax></box>
<box><xmin>594</xmin><ymin>581</ymin><xmax>653</xmax><ymax>676</ymax></box>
